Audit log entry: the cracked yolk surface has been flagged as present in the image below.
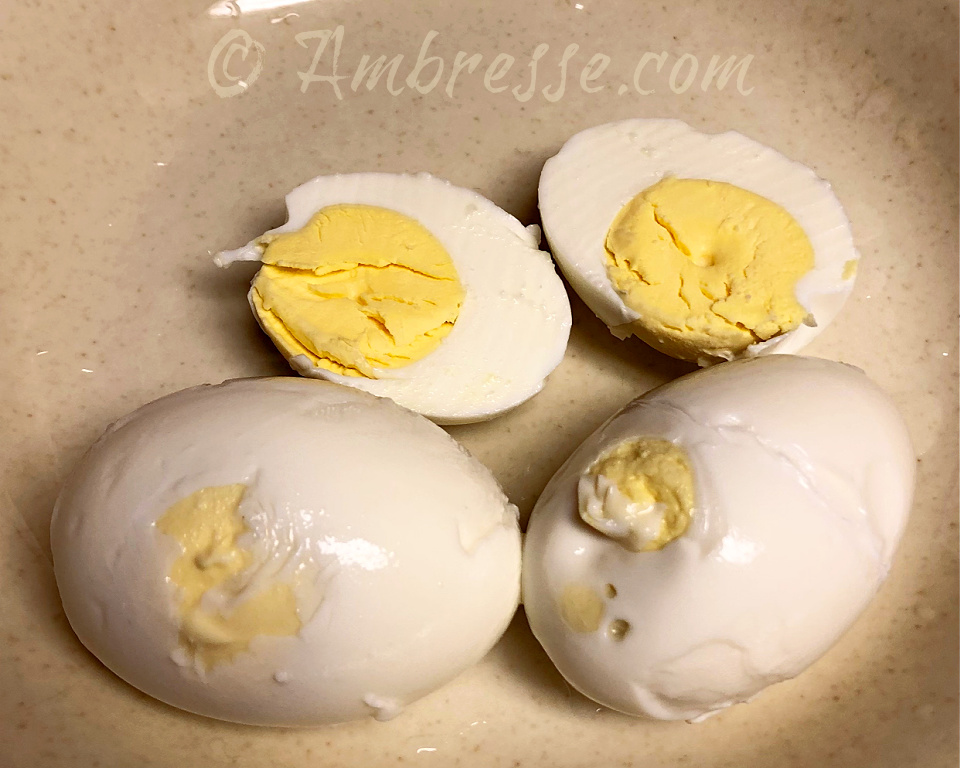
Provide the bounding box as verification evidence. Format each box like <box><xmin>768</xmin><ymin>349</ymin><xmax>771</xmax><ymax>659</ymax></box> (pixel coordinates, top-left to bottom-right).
<box><xmin>251</xmin><ymin>204</ymin><xmax>465</xmax><ymax>378</ymax></box>
<box><xmin>604</xmin><ymin>178</ymin><xmax>814</xmax><ymax>362</ymax></box>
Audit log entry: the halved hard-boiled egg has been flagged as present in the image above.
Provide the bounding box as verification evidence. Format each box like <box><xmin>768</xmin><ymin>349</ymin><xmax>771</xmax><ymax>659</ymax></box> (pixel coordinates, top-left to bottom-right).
<box><xmin>522</xmin><ymin>355</ymin><xmax>914</xmax><ymax>721</ymax></box>
<box><xmin>217</xmin><ymin>173</ymin><xmax>572</xmax><ymax>424</ymax></box>
<box><xmin>51</xmin><ymin>378</ymin><xmax>522</xmax><ymax>726</ymax></box>
<box><xmin>539</xmin><ymin>119</ymin><xmax>859</xmax><ymax>365</ymax></box>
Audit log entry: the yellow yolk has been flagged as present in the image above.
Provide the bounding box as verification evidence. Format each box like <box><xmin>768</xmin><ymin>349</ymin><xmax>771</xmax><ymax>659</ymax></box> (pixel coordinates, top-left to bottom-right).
<box><xmin>156</xmin><ymin>484</ymin><xmax>301</xmax><ymax>670</ymax></box>
<box><xmin>604</xmin><ymin>178</ymin><xmax>815</xmax><ymax>362</ymax></box>
<box><xmin>559</xmin><ymin>584</ymin><xmax>606</xmax><ymax>633</ymax></box>
<box><xmin>579</xmin><ymin>438</ymin><xmax>695</xmax><ymax>552</ymax></box>
<box><xmin>250</xmin><ymin>204</ymin><xmax>465</xmax><ymax>378</ymax></box>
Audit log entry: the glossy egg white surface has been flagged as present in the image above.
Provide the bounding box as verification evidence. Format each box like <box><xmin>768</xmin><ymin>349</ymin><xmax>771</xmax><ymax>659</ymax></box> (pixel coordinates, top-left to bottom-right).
<box><xmin>523</xmin><ymin>355</ymin><xmax>915</xmax><ymax>721</ymax></box>
<box><xmin>50</xmin><ymin>378</ymin><xmax>522</xmax><ymax>726</ymax></box>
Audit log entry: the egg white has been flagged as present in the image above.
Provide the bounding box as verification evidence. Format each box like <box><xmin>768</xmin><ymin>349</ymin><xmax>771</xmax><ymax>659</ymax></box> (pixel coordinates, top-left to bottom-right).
<box><xmin>51</xmin><ymin>378</ymin><xmax>522</xmax><ymax>726</ymax></box>
<box><xmin>538</xmin><ymin>119</ymin><xmax>858</xmax><ymax>359</ymax></box>
<box><xmin>218</xmin><ymin>172</ymin><xmax>572</xmax><ymax>424</ymax></box>
<box><xmin>522</xmin><ymin>355</ymin><xmax>914</xmax><ymax>721</ymax></box>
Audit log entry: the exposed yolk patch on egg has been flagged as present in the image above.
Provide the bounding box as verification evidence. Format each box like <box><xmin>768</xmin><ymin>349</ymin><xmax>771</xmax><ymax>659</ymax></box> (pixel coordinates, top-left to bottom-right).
<box><xmin>604</xmin><ymin>178</ymin><xmax>815</xmax><ymax>362</ymax></box>
<box><xmin>250</xmin><ymin>204</ymin><xmax>465</xmax><ymax>378</ymax></box>
<box><xmin>559</xmin><ymin>584</ymin><xmax>606</xmax><ymax>633</ymax></box>
<box><xmin>156</xmin><ymin>484</ymin><xmax>301</xmax><ymax>670</ymax></box>
<box><xmin>578</xmin><ymin>438</ymin><xmax>694</xmax><ymax>552</ymax></box>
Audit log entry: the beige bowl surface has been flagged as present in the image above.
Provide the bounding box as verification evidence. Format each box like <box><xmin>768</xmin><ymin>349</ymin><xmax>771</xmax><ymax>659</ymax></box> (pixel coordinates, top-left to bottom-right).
<box><xmin>2</xmin><ymin>0</ymin><xmax>957</xmax><ymax>765</ymax></box>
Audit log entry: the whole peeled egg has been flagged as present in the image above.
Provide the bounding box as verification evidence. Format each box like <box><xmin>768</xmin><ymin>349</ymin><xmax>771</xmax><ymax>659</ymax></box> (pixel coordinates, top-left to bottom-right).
<box><xmin>51</xmin><ymin>378</ymin><xmax>521</xmax><ymax>726</ymax></box>
<box><xmin>538</xmin><ymin>119</ymin><xmax>859</xmax><ymax>365</ymax></box>
<box><xmin>522</xmin><ymin>355</ymin><xmax>915</xmax><ymax>721</ymax></box>
<box><xmin>217</xmin><ymin>172</ymin><xmax>572</xmax><ymax>424</ymax></box>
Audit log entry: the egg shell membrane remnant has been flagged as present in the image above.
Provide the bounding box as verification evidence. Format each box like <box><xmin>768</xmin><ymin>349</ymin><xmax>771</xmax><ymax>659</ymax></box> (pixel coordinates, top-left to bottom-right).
<box><xmin>50</xmin><ymin>377</ymin><xmax>523</xmax><ymax>726</ymax></box>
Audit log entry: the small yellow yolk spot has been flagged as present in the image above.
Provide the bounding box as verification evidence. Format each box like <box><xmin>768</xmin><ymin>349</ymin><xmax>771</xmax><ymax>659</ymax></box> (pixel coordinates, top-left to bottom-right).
<box><xmin>156</xmin><ymin>484</ymin><xmax>301</xmax><ymax>670</ymax></box>
<box><xmin>604</xmin><ymin>178</ymin><xmax>815</xmax><ymax>362</ymax></box>
<box><xmin>578</xmin><ymin>438</ymin><xmax>695</xmax><ymax>552</ymax></box>
<box><xmin>250</xmin><ymin>204</ymin><xmax>465</xmax><ymax>378</ymax></box>
<box><xmin>560</xmin><ymin>584</ymin><xmax>606</xmax><ymax>633</ymax></box>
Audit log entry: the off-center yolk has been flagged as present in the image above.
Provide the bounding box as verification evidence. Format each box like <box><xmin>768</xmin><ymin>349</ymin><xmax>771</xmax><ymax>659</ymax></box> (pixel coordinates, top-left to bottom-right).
<box><xmin>156</xmin><ymin>484</ymin><xmax>301</xmax><ymax>670</ymax></box>
<box><xmin>250</xmin><ymin>204</ymin><xmax>465</xmax><ymax>378</ymax></box>
<box><xmin>604</xmin><ymin>178</ymin><xmax>815</xmax><ymax>362</ymax></box>
<box><xmin>578</xmin><ymin>438</ymin><xmax>695</xmax><ymax>552</ymax></box>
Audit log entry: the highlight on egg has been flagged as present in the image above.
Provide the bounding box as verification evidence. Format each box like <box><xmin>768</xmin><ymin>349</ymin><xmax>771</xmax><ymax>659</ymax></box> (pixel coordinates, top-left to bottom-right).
<box><xmin>538</xmin><ymin>119</ymin><xmax>859</xmax><ymax>365</ymax></box>
<box><xmin>216</xmin><ymin>172</ymin><xmax>572</xmax><ymax>424</ymax></box>
<box><xmin>51</xmin><ymin>378</ymin><xmax>522</xmax><ymax>727</ymax></box>
<box><xmin>522</xmin><ymin>355</ymin><xmax>915</xmax><ymax>721</ymax></box>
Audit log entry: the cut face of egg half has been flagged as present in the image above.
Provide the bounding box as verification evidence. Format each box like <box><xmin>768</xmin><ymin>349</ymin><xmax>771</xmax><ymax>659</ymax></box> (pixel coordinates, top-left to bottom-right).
<box><xmin>522</xmin><ymin>356</ymin><xmax>915</xmax><ymax>721</ymax></box>
<box><xmin>538</xmin><ymin>119</ymin><xmax>859</xmax><ymax>365</ymax></box>
<box><xmin>216</xmin><ymin>172</ymin><xmax>572</xmax><ymax>424</ymax></box>
<box><xmin>50</xmin><ymin>378</ymin><xmax>521</xmax><ymax>726</ymax></box>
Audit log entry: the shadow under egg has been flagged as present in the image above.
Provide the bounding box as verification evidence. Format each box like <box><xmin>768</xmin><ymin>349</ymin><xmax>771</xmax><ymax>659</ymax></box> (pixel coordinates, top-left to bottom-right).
<box><xmin>489</xmin><ymin>608</ymin><xmax>597</xmax><ymax>714</ymax></box>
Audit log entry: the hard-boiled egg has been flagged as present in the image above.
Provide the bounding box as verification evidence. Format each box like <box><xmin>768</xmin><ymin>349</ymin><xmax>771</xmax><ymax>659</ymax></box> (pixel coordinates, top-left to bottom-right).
<box><xmin>539</xmin><ymin>119</ymin><xmax>858</xmax><ymax>365</ymax></box>
<box><xmin>51</xmin><ymin>378</ymin><xmax>521</xmax><ymax>726</ymax></box>
<box><xmin>522</xmin><ymin>355</ymin><xmax>914</xmax><ymax>721</ymax></box>
<box><xmin>217</xmin><ymin>173</ymin><xmax>572</xmax><ymax>424</ymax></box>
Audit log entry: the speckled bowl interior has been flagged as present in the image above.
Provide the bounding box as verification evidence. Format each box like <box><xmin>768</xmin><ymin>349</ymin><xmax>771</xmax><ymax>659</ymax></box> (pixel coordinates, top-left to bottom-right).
<box><xmin>3</xmin><ymin>1</ymin><xmax>957</xmax><ymax>766</ymax></box>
